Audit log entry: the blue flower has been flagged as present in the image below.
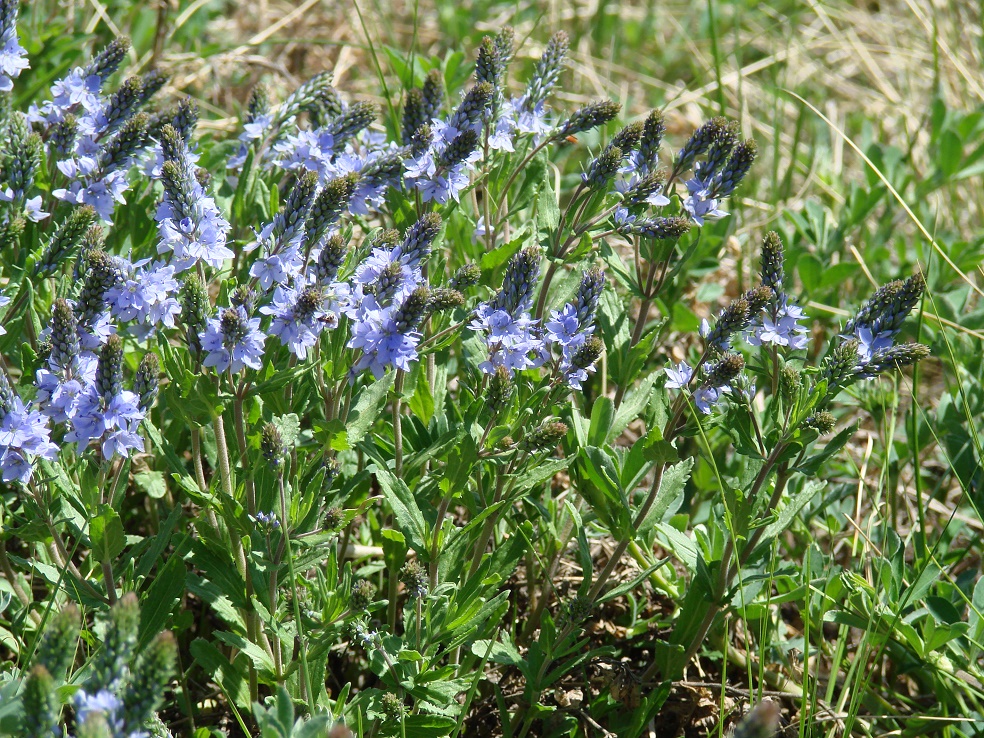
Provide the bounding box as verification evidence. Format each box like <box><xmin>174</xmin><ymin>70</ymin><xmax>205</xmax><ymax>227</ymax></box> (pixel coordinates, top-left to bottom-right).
<box><xmin>348</xmin><ymin>298</ymin><xmax>421</xmax><ymax>379</ymax></box>
<box><xmin>201</xmin><ymin>306</ymin><xmax>266</xmax><ymax>374</ymax></box>
<box><xmin>544</xmin><ymin>304</ymin><xmax>582</xmax><ymax>347</ymax></box>
<box><xmin>682</xmin><ymin>178</ymin><xmax>728</xmax><ymax>226</ymax></box>
<box><xmin>0</xmin><ymin>18</ymin><xmax>28</xmax><ymax>93</ymax></box>
<box><xmin>854</xmin><ymin>325</ymin><xmax>895</xmax><ymax>363</ymax></box>
<box><xmin>469</xmin><ymin>304</ymin><xmax>545</xmax><ymax>375</ymax></box>
<box><xmin>664</xmin><ymin>362</ymin><xmax>694</xmax><ymax>390</ymax></box>
<box><xmin>746</xmin><ymin>300</ymin><xmax>810</xmax><ymax>350</ymax></box>
<box><xmin>105</xmin><ymin>261</ymin><xmax>181</xmax><ymax>338</ymax></box>
<box><xmin>66</xmin><ymin>388</ymin><xmax>145</xmax><ymax>458</ymax></box>
<box><xmin>0</xmin><ymin>397</ymin><xmax>58</xmax><ymax>483</ymax></box>
<box><xmin>261</xmin><ymin>284</ymin><xmax>337</xmax><ymax>360</ymax></box>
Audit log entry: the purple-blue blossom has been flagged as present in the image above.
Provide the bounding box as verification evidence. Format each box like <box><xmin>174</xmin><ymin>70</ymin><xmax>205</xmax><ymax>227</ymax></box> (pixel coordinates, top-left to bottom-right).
<box><xmin>66</xmin><ymin>387</ymin><xmax>145</xmax><ymax>458</ymax></box>
<box><xmin>201</xmin><ymin>306</ymin><xmax>267</xmax><ymax>374</ymax></box>
<box><xmin>261</xmin><ymin>284</ymin><xmax>337</xmax><ymax>360</ymax></box>
<box><xmin>746</xmin><ymin>300</ymin><xmax>810</xmax><ymax>351</ymax></box>
<box><xmin>0</xmin><ymin>396</ymin><xmax>58</xmax><ymax>483</ymax></box>
<box><xmin>664</xmin><ymin>362</ymin><xmax>694</xmax><ymax>390</ymax></box>
<box><xmin>348</xmin><ymin>297</ymin><xmax>421</xmax><ymax>379</ymax></box>
<box><xmin>682</xmin><ymin>177</ymin><xmax>728</xmax><ymax>226</ymax></box>
<box><xmin>104</xmin><ymin>260</ymin><xmax>181</xmax><ymax>338</ymax></box>
<box><xmin>470</xmin><ymin>304</ymin><xmax>545</xmax><ymax>375</ymax></box>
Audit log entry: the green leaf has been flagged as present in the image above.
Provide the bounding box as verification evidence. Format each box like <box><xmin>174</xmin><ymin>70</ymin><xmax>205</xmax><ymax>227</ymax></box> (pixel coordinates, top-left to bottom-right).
<box><xmin>133</xmin><ymin>470</ymin><xmax>168</xmax><ymax>500</ymax></box>
<box><xmin>587</xmin><ymin>397</ymin><xmax>615</xmax><ymax>447</ymax></box>
<box><xmin>509</xmin><ymin>457</ymin><xmax>570</xmax><ymax>495</ymax></box>
<box><xmin>344</xmin><ymin>373</ymin><xmax>396</xmax><ymax>447</ymax></box>
<box><xmin>139</xmin><ymin>554</ymin><xmax>186</xmax><ymax>648</ymax></box>
<box><xmin>272</xmin><ymin>413</ymin><xmax>300</xmax><ymax>448</ymax></box>
<box><xmin>636</xmin><ymin>457</ymin><xmax>693</xmax><ymax>535</ymax></box>
<box><xmin>938</xmin><ymin>129</ymin><xmax>963</xmax><ymax>177</ymax></box>
<box><xmin>90</xmin><ymin>506</ymin><xmax>126</xmax><ymax>562</ymax></box>
<box><xmin>190</xmin><ymin>638</ymin><xmax>251</xmax><ymax>711</ymax></box>
<box><xmin>375</xmin><ymin>467</ymin><xmax>428</xmax><ymax>553</ymax></box>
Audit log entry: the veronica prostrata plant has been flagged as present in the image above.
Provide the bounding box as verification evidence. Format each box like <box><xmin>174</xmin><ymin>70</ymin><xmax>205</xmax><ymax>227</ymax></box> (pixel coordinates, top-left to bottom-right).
<box><xmin>0</xmin><ymin>7</ymin><xmax>931</xmax><ymax>736</ymax></box>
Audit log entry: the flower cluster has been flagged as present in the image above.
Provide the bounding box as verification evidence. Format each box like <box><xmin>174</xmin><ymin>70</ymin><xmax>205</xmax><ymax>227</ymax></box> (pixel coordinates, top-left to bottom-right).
<box><xmin>665</xmin><ymin>231</ymin><xmax>928</xmax><ymax>416</ymax></box>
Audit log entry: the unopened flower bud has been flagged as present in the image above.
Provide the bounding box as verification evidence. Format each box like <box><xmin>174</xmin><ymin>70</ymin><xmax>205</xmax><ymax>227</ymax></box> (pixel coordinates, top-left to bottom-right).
<box><xmin>552</xmin><ymin>100</ymin><xmax>622</xmax><ymax>143</ymax></box>
<box><xmin>50</xmin><ymin>299</ymin><xmax>79</xmax><ymax>370</ymax></box>
<box><xmin>821</xmin><ymin>338</ymin><xmax>860</xmax><ymax>390</ymax></box>
<box><xmin>96</xmin><ymin>335</ymin><xmax>124</xmax><ymax>401</ymax></box>
<box><xmin>703</xmin><ymin>352</ymin><xmax>744</xmax><ymax>389</ymax></box>
<box><xmin>779</xmin><ymin>365</ymin><xmax>802</xmax><ymax>398</ymax></box>
<box><xmin>316</xmin><ymin>234</ymin><xmax>348</xmax><ymax>283</ymax></box>
<box><xmin>394</xmin><ymin>287</ymin><xmax>431</xmax><ymax>333</ymax></box>
<box><xmin>761</xmin><ymin>231</ymin><xmax>784</xmax><ymax>294</ymax></box>
<box><xmin>399</xmin><ymin>560</ymin><xmax>428</xmax><ymax>599</ymax></box>
<box><xmin>618</xmin><ymin>216</ymin><xmax>691</xmax><ymax>240</ymax></box>
<box><xmin>486</xmin><ymin>365</ymin><xmax>511</xmax><ymax>418</ymax></box>
<box><xmin>261</xmin><ymin>422</ymin><xmax>285</xmax><ymax>469</ymax></box>
<box><xmin>350</xmin><ymin>579</ymin><xmax>375</xmax><ymax>611</ymax></box>
<box><xmin>584</xmin><ymin>145</ymin><xmax>622</xmax><ymax>190</ymax></box>
<box><xmin>449</xmin><ymin>263</ymin><xmax>481</xmax><ymax>290</ymax></box>
<box><xmin>427</xmin><ymin>288</ymin><xmax>465</xmax><ymax>312</ymax></box>
<box><xmin>521</xmin><ymin>421</ymin><xmax>568</xmax><ymax>452</ymax></box>
<box><xmin>400</xmin><ymin>212</ymin><xmax>442</xmax><ymax>268</ymax></box>
<box><xmin>134</xmin><ymin>353</ymin><xmax>160</xmax><ymax>411</ymax></box>
<box><xmin>35</xmin><ymin>205</ymin><xmax>98</xmax><ymax>278</ymax></box>
<box><xmin>803</xmin><ymin>410</ymin><xmax>836</xmax><ymax>435</ymax></box>
<box><xmin>84</xmin><ymin>36</ymin><xmax>131</xmax><ymax>82</ymax></box>
<box><xmin>323</xmin><ymin>506</ymin><xmax>343</xmax><ymax>530</ymax></box>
